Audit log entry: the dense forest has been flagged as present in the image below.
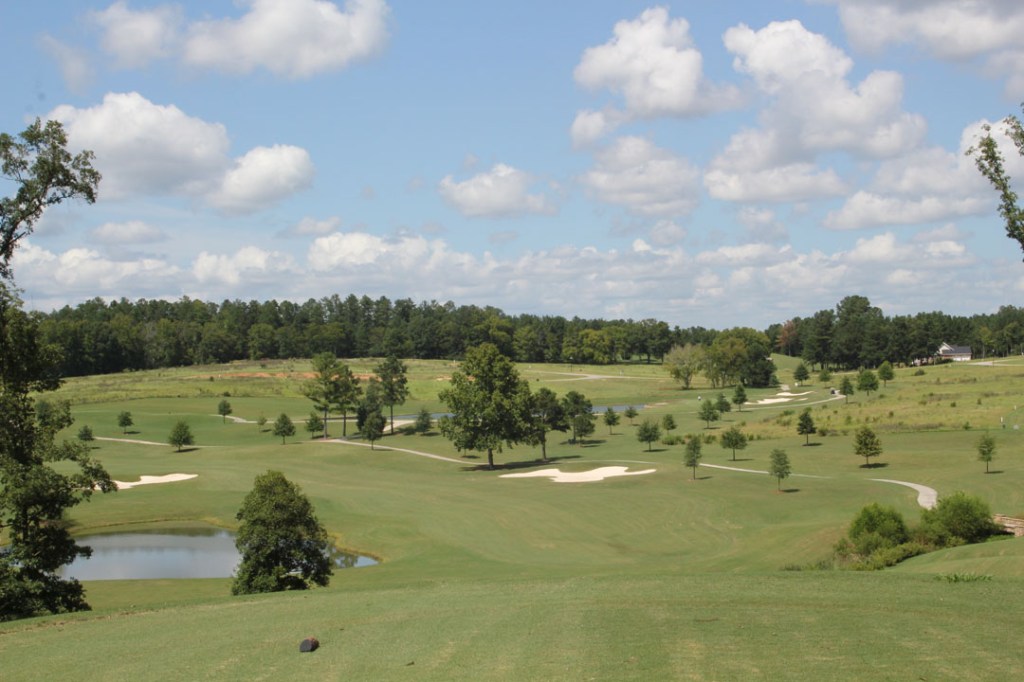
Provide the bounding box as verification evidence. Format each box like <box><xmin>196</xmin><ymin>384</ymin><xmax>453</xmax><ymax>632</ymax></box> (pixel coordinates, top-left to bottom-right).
<box><xmin>29</xmin><ymin>291</ymin><xmax>1024</xmax><ymax>379</ymax></box>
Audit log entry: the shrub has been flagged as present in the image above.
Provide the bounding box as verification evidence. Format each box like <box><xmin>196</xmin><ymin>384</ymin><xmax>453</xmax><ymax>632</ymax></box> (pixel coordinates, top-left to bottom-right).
<box><xmin>923</xmin><ymin>491</ymin><xmax>1001</xmax><ymax>545</ymax></box>
<box><xmin>848</xmin><ymin>503</ymin><xmax>908</xmax><ymax>556</ymax></box>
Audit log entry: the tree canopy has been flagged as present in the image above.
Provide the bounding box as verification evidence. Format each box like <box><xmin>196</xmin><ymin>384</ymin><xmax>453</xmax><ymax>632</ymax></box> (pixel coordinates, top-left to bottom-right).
<box><xmin>232</xmin><ymin>471</ymin><xmax>332</xmax><ymax>595</ymax></box>
<box><xmin>438</xmin><ymin>343</ymin><xmax>533</xmax><ymax>469</ymax></box>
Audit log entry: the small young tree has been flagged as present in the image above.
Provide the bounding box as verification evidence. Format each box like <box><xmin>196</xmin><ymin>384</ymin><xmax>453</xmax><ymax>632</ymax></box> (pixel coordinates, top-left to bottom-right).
<box><xmin>857</xmin><ymin>369</ymin><xmax>879</xmax><ymax>396</ymax></box>
<box><xmin>117</xmin><ymin>410</ymin><xmax>133</xmax><ymax>434</ymax></box>
<box><xmin>797</xmin><ymin>408</ymin><xmax>816</xmax><ymax>445</ymax></box>
<box><xmin>839</xmin><ymin>376</ymin><xmax>854</xmax><ymax>404</ymax></box>
<box><xmin>273</xmin><ymin>413</ymin><xmax>296</xmax><ymax>444</ymax></box>
<box><xmin>561</xmin><ymin>390</ymin><xmax>593</xmax><ymax>445</ymax></box>
<box><xmin>793</xmin><ymin>362</ymin><xmax>810</xmax><ymax>384</ymax></box>
<box><xmin>168</xmin><ymin>420</ymin><xmax>194</xmax><ymax>452</ymax></box>
<box><xmin>854</xmin><ymin>426</ymin><xmax>882</xmax><ymax>467</ymax></box>
<box><xmin>719</xmin><ymin>425</ymin><xmax>747</xmax><ymax>461</ymax></box>
<box><xmin>375</xmin><ymin>355</ymin><xmax>409</xmax><ymax>435</ymax></box>
<box><xmin>683</xmin><ymin>436</ymin><xmax>702</xmax><ymax>480</ymax></box>
<box><xmin>769</xmin><ymin>448</ymin><xmax>791</xmax><ymax>491</ymax></box>
<box><xmin>731</xmin><ymin>385</ymin><xmax>747</xmax><ymax>412</ymax></box>
<box><xmin>77</xmin><ymin>425</ymin><xmax>94</xmax><ymax>442</ymax></box>
<box><xmin>573</xmin><ymin>413</ymin><xmax>596</xmax><ymax>446</ymax></box>
<box><xmin>661</xmin><ymin>413</ymin><xmax>677</xmax><ymax>435</ymax></box>
<box><xmin>603</xmin><ymin>407</ymin><xmax>620</xmax><ymax>435</ymax></box>
<box><xmin>636</xmin><ymin>419</ymin><xmax>661</xmax><ymax>451</ymax></box>
<box><xmin>256</xmin><ymin>414</ymin><xmax>268</xmax><ymax>432</ymax></box>
<box><xmin>232</xmin><ymin>470</ymin><xmax>332</xmax><ymax>595</ymax></box>
<box><xmin>976</xmin><ymin>433</ymin><xmax>996</xmax><ymax>473</ymax></box>
<box><xmin>877</xmin><ymin>361</ymin><xmax>894</xmax><ymax>387</ymax></box>
<box><xmin>715</xmin><ymin>393</ymin><xmax>731</xmax><ymax>415</ymax></box>
<box><xmin>305</xmin><ymin>412</ymin><xmax>324</xmax><ymax>439</ymax></box>
<box><xmin>698</xmin><ymin>400</ymin><xmax>719</xmax><ymax>429</ymax></box>
<box><xmin>414</xmin><ymin>407</ymin><xmax>432</xmax><ymax>434</ymax></box>
<box><xmin>818</xmin><ymin>368</ymin><xmax>832</xmax><ymax>383</ymax></box>
<box><xmin>217</xmin><ymin>399</ymin><xmax>232</xmax><ymax>423</ymax></box>
<box><xmin>362</xmin><ymin>409</ymin><xmax>386</xmax><ymax>449</ymax></box>
<box><xmin>624</xmin><ymin>406</ymin><xmax>638</xmax><ymax>424</ymax></box>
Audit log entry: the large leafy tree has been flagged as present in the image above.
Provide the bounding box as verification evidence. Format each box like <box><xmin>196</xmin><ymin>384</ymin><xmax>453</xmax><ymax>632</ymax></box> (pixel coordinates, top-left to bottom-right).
<box><xmin>438</xmin><ymin>343</ymin><xmax>533</xmax><ymax>469</ymax></box>
<box><xmin>1</xmin><ymin>120</ymin><xmax>113</xmax><ymax>621</ymax></box>
<box><xmin>1</xmin><ymin>119</ymin><xmax>100</xmax><ymax>279</ymax></box>
<box><xmin>375</xmin><ymin>355</ymin><xmax>409</xmax><ymax>435</ymax></box>
<box><xmin>232</xmin><ymin>471</ymin><xmax>332</xmax><ymax>595</ymax></box>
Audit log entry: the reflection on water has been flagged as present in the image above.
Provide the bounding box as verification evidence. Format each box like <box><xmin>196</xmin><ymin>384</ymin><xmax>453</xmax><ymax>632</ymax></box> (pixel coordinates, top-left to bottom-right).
<box><xmin>60</xmin><ymin>528</ymin><xmax>375</xmax><ymax>581</ymax></box>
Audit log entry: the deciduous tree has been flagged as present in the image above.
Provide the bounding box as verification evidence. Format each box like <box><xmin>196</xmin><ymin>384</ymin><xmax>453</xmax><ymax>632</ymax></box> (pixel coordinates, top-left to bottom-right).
<box><xmin>769</xmin><ymin>448</ymin><xmax>791</xmax><ymax>491</ymax></box>
<box><xmin>857</xmin><ymin>369</ymin><xmax>879</xmax><ymax>396</ymax></box>
<box><xmin>698</xmin><ymin>400</ymin><xmax>719</xmax><ymax>429</ymax></box>
<box><xmin>636</xmin><ymin>419</ymin><xmax>661</xmax><ymax>451</ymax></box>
<box><xmin>719</xmin><ymin>426</ymin><xmax>747</xmax><ymax>461</ymax></box>
<box><xmin>438</xmin><ymin>343</ymin><xmax>533</xmax><ymax>469</ymax></box>
<box><xmin>797</xmin><ymin>408</ymin><xmax>816</xmax><ymax>445</ymax></box>
<box><xmin>877</xmin><ymin>361</ymin><xmax>894</xmax><ymax>387</ymax></box>
<box><xmin>273</xmin><ymin>413</ymin><xmax>295</xmax><ymax>444</ymax></box>
<box><xmin>854</xmin><ymin>426</ymin><xmax>882</xmax><ymax>467</ymax></box>
<box><xmin>117</xmin><ymin>410</ymin><xmax>133</xmax><ymax>434</ymax></box>
<box><xmin>683</xmin><ymin>436</ymin><xmax>702</xmax><ymax>479</ymax></box>
<box><xmin>362</xmin><ymin>409</ymin><xmax>385</xmax><ymax>449</ymax></box>
<box><xmin>731</xmin><ymin>385</ymin><xmax>747</xmax><ymax>412</ymax></box>
<box><xmin>168</xmin><ymin>420</ymin><xmax>194</xmax><ymax>451</ymax></box>
<box><xmin>839</xmin><ymin>376</ymin><xmax>854</xmax><ymax>404</ymax></box>
<box><xmin>968</xmin><ymin>109</ymin><xmax>1024</xmax><ymax>257</ymax></box>
<box><xmin>232</xmin><ymin>471</ymin><xmax>332</xmax><ymax>595</ymax></box>
<box><xmin>793</xmin><ymin>362</ymin><xmax>810</xmax><ymax>384</ymax></box>
<box><xmin>218</xmin><ymin>399</ymin><xmax>232</xmax><ymax>423</ymax></box>
<box><xmin>561</xmin><ymin>390</ymin><xmax>593</xmax><ymax>445</ymax></box>
<box><xmin>603</xmin><ymin>407</ymin><xmax>620</xmax><ymax>435</ymax></box>
<box><xmin>305</xmin><ymin>412</ymin><xmax>324</xmax><ymax>439</ymax></box>
<box><xmin>976</xmin><ymin>434</ymin><xmax>996</xmax><ymax>473</ymax></box>
<box><xmin>624</xmin><ymin>406</ymin><xmax>638</xmax><ymax>424</ymax></box>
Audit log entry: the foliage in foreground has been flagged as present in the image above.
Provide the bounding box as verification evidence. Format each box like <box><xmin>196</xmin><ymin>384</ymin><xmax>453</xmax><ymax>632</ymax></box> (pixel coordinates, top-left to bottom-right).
<box><xmin>833</xmin><ymin>493</ymin><xmax>1005</xmax><ymax>571</ymax></box>
<box><xmin>232</xmin><ymin>470</ymin><xmax>332</xmax><ymax>595</ymax></box>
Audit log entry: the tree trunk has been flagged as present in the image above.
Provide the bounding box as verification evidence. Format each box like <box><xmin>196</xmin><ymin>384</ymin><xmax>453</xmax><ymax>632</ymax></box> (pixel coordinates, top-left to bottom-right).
<box><xmin>322</xmin><ymin>406</ymin><xmax>329</xmax><ymax>439</ymax></box>
<box><xmin>389</xmin><ymin>404</ymin><xmax>395</xmax><ymax>436</ymax></box>
<box><xmin>487</xmin><ymin>448</ymin><xmax>494</xmax><ymax>470</ymax></box>
<box><xmin>541</xmin><ymin>436</ymin><xmax>548</xmax><ymax>462</ymax></box>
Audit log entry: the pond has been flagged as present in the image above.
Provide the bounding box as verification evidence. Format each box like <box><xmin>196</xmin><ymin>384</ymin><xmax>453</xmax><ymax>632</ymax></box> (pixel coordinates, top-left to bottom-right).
<box><xmin>59</xmin><ymin>527</ymin><xmax>376</xmax><ymax>581</ymax></box>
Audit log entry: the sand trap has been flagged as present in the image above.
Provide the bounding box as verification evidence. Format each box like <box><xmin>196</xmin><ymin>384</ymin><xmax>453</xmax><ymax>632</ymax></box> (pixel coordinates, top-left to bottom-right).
<box><xmin>113</xmin><ymin>473</ymin><xmax>198</xmax><ymax>490</ymax></box>
<box><xmin>500</xmin><ymin>466</ymin><xmax>655</xmax><ymax>483</ymax></box>
<box><xmin>749</xmin><ymin>390</ymin><xmax>815</xmax><ymax>405</ymax></box>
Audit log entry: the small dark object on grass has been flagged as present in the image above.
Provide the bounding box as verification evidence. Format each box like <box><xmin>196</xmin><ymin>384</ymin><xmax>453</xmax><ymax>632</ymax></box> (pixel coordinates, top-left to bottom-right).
<box><xmin>299</xmin><ymin>637</ymin><xmax>320</xmax><ymax>653</ymax></box>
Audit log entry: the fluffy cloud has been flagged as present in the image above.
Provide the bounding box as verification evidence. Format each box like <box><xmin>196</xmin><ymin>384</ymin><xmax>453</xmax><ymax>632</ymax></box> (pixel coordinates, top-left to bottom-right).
<box><xmin>47</xmin><ymin>92</ymin><xmax>313</xmax><ymax>212</ymax></box>
<box><xmin>824</xmin><ymin>119</ymin><xmax>1024</xmax><ymax>229</ymax></box>
<box><xmin>184</xmin><ymin>0</ymin><xmax>389</xmax><ymax>78</ymax></box>
<box><xmin>209</xmin><ymin>145</ymin><xmax>314</xmax><ymax>213</ymax></box>
<box><xmin>90</xmin><ymin>1</ymin><xmax>183</xmax><ymax>68</ymax></box>
<box><xmin>193</xmin><ymin>246</ymin><xmax>296</xmax><ymax>286</ymax></box>
<box><xmin>572</xmin><ymin>7</ymin><xmax>740</xmax><ymax>141</ymax></box>
<box><xmin>439</xmin><ymin>164</ymin><xmax>556</xmax><ymax>218</ymax></box>
<box><xmin>290</xmin><ymin>216</ymin><xmax>343</xmax><ymax>236</ymax></box>
<box><xmin>705</xmin><ymin>163</ymin><xmax>846</xmax><ymax>203</ymax></box>
<box><xmin>582</xmin><ymin>136</ymin><xmax>701</xmax><ymax>216</ymax></box>
<box><xmin>825</xmin><ymin>1</ymin><xmax>1024</xmax><ymax>96</ymax></box>
<box><xmin>91</xmin><ymin>220</ymin><xmax>167</xmax><ymax>244</ymax></box>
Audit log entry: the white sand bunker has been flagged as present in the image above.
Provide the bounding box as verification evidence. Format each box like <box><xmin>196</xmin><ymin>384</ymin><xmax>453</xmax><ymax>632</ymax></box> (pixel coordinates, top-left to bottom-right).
<box><xmin>113</xmin><ymin>473</ymin><xmax>198</xmax><ymax>490</ymax></box>
<box><xmin>750</xmin><ymin>390</ymin><xmax>814</xmax><ymax>405</ymax></box>
<box><xmin>500</xmin><ymin>466</ymin><xmax>655</xmax><ymax>483</ymax></box>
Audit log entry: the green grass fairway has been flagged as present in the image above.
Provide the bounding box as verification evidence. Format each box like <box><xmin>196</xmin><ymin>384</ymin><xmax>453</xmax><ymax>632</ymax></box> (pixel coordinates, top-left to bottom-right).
<box><xmin>2</xmin><ymin>358</ymin><xmax>1023</xmax><ymax>680</ymax></box>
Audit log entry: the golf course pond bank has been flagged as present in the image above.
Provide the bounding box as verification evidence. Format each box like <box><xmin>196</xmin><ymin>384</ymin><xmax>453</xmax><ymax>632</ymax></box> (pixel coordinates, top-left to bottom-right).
<box><xmin>60</xmin><ymin>526</ymin><xmax>376</xmax><ymax>580</ymax></box>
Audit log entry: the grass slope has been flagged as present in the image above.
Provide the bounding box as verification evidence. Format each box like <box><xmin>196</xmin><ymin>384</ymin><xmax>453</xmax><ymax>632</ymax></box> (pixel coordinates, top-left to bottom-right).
<box><xmin>2</xmin><ymin>358</ymin><xmax>1022</xmax><ymax>680</ymax></box>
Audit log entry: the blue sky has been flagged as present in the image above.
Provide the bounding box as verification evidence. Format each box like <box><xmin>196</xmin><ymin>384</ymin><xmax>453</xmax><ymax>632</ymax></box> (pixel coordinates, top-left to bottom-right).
<box><xmin>3</xmin><ymin>0</ymin><xmax>1024</xmax><ymax>328</ymax></box>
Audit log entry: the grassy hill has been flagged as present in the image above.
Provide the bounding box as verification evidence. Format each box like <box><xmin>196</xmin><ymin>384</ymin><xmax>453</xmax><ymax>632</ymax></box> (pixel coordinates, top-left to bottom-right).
<box><xmin>2</xmin><ymin>357</ymin><xmax>1022</xmax><ymax>680</ymax></box>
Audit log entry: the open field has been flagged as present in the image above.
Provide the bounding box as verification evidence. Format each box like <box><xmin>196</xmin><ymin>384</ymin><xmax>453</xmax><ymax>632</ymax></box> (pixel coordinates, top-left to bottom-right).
<box><xmin>2</xmin><ymin>358</ymin><xmax>1023</xmax><ymax>680</ymax></box>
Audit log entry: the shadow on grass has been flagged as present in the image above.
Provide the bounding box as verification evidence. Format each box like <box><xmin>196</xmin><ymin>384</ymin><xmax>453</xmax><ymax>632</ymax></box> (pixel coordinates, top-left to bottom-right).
<box><xmin>461</xmin><ymin>455</ymin><xmax>581</xmax><ymax>472</ymax></box>
<box><xmin>803</xmin><ymin>442</ymin><xmax>823</xmax><ymax>448</ymax></box>
<box><xmin>781</xmin><ymin>488</ymin><xmax>800</xmax><ymax>493</ymax></box>
<box><xmin>859</xmin><ymin>462</ymin><xmax>889</xmax><ymax>469</ymax></box>
<box><xmin>176</xmin><ymin>447</ymin><xmax>200</xmax><ymax>454</ymax></box>
<box><xmin>985</xmin><ymin>470</ymin><xmax>1004</xmax><ymax>475</ymax></box>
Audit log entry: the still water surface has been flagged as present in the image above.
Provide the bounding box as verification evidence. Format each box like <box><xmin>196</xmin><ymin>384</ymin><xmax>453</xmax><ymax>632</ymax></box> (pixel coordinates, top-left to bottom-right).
<box><xmin>60</xmin><ymin>528</ymin><xmax>375</xmax><ymax>580</ymax></box>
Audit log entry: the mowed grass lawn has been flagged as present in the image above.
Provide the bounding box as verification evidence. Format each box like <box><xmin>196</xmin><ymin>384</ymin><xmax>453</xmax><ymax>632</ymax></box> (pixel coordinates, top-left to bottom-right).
<box><xmin>2</xmin><ymin>358</ymin><xmax>1023</xmax><ymax>680</ymax></box>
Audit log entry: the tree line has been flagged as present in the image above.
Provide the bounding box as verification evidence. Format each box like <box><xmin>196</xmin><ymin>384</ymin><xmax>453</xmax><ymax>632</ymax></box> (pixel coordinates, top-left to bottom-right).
<box><xmin>33</xmin><ymin>291</ymin><xmax>1024</xmax><ymax>379</ymax></box>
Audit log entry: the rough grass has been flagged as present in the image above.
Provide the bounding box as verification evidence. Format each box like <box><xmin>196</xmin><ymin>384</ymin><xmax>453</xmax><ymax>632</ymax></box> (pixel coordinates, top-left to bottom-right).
<box><xmin>2</xmin><ymin>357</ymin><xmax>1023</xmax><ymax>680</ymax></box>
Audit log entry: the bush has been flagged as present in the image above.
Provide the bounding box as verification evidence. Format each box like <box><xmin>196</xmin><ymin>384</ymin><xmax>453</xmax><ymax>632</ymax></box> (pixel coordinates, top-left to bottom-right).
<box><xmin>923</xmin><ymin>491</ymin><xmax>1001</xmax><ymax>545</ymax></box>
<box><xmin>848</xmin><ymin>503</ymin><xmax>909</xmax><ymax>556</ymax></box>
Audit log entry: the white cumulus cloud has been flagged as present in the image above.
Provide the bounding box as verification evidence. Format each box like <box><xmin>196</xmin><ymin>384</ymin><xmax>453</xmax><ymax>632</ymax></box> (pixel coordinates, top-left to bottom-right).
<box><xmin>439</xmin><ymin>164</ymin><xmax>556</xmax><ymax>218</ymax></box>
<box><xmin>209</xmin><ymin>145</ymin><xmax>315</xmax><ymax>214</ymax></box>
<box><xmin>184</xmin><ymin>0</ymin><xmax>390</xmax><ymax>78</ymax></box>
<box><xmin>582</xmin><ymin>136</ymin><xmax>701</xmax><ymax>217</ymax></box>
<box><xmin>91</xmin><ymin>220</ymin><xmax>167</xmax><ymax>244</ymax></box>
<box><xmin>90</xmin><ymin>1</ymin><xmax>183</xmax><ymax>68</ymax></box>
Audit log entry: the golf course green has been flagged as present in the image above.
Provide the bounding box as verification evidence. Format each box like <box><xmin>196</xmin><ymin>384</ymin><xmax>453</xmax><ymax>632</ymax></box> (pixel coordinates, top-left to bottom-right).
<box><xmin>1</xmin><ymin>356</ymin><xmax>1022</xmax><ymax>681</ymax></box>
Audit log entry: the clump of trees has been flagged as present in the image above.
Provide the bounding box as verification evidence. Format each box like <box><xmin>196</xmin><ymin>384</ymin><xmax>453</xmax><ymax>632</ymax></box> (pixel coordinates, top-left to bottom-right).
<box><xmin>833</xmin><ymin>493</ymin><xmax>1005</xmax><ymax>570</ymax></box>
